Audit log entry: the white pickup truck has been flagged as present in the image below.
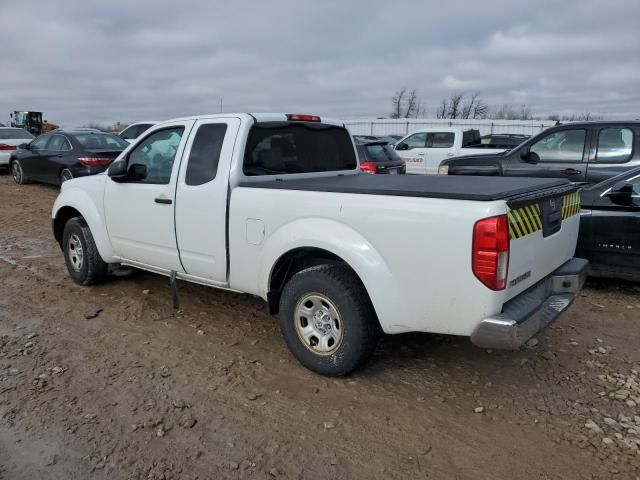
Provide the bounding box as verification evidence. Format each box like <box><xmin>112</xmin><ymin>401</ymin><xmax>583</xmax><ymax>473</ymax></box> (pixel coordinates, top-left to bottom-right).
<box><xmin>52</xmin><ymin>113</ymin><xmax>587</xmax><ymax>376</ymax></box>
<box><xmin>395</xmin><ymin>128</ymin><xmax>507</xmax><ymax>175</ymax></box>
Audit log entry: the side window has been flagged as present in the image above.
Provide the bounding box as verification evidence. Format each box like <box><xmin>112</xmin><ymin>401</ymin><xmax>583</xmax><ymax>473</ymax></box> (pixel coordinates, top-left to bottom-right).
<box><xmin>127</xmin><ymin>127</ymin><xmax>184</xmax><ymax>184</ymax></box>
<box><xmin>426</xmin><ymin>132</ymin><xmax>455</xmax><ymax>148</ymax></box>
<box><xmin>30</xmin><ymin>135</ymin><xmax>50</xmax><ymax>150</ymax></box>
<box><xmin>185</xmin><ymin>124</ymin><xmax>227</xmax><ymax>186</ymax></box>
<box><xmin>120</xmin><ymin>125</ymin><xmax>141</xmax><ymax>140</ymax></box>
<box><xmin>47</xmin><ymin>135</ymin><xmax>70</xmax><ymax>151</ymax></box>
<box><xmin>595</xmin><ymin>128</ymin><xmax>634</xmax><ymax>163</ymax></box>
<box><xmin>530</xmin><ymin>129</ymin><xmax>586</xmax><ymax>163</ymax></box>
<box><xmin>403</xmin><ymin>132</ymin><xmax>427</xmax><ymax>149</ymax></box>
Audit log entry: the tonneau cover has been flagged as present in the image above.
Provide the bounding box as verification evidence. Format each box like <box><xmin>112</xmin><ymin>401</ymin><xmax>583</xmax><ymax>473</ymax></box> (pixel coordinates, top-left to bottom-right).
<box><xmin>239</xmin><ymin>174</ymin><xmax>573</xmax><ymax>202</ymax></box>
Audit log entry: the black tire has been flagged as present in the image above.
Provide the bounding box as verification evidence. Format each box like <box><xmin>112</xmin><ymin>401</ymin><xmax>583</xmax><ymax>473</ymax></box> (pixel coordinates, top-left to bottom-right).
<box><xmin>59</xmin><ymin>168</ymin><xmax>73</xmax><ymax>185</ymax></box>
<box><xmin>11</xmin><ymin>160</ymin><xmax>28</xmax><ymax>185</ymax></box>
<box><xmin>278</xmin><ymin>264</ymin><xmax>379</xmax><ymax>376</ymax></box>
<box><xmin>62</xmin><ymin>217</ymin><xmax>108</xmax><ymax>285</ymax></box>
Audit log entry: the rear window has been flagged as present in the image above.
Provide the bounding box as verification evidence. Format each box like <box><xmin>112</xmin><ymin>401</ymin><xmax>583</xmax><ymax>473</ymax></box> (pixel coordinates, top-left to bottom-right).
<box><xmin>243</xmin><ymin>122</ymin><xmax>357</xmax><ymax>176</ymax></box>
<box><xmin>363</xmin><ymin>143</ymin><xmax>401</xmax><ymax>163</ymax></box>
<box><xmin>73</xmin><ymin>133</ymin><xmax>129</xmax><ymax>150</ymax></box>
<box><xmin>0</xmin><ymin>128</ymin><xmax>34</xmax><ymax>140</ymax></box>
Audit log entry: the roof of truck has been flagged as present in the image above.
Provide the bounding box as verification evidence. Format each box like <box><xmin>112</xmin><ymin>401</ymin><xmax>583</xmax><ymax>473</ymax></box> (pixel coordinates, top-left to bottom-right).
<box><xmin>154</xmin><ymin>113</ymin><xmax>345</xmax><ymax>127</ymax></box>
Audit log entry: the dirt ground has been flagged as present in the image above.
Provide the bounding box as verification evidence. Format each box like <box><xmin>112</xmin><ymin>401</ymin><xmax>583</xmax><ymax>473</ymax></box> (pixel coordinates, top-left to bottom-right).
<box><xmin>0</xmin><ymin>175</ymin><xmax>638</xmax><ymax>480</ymax></box>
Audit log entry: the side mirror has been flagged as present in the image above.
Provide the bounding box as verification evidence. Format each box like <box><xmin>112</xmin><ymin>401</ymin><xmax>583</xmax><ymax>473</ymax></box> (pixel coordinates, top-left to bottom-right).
<box><xmin>107</xmin><ymin>160</ymin><xmax>128</xmax><ymax>182</ymax></box>
<box><xmin>396</xmin><ymin>142</ymin><xmax>408</xmax><ymax>151</ymax></box>
<box><xmin>128</xmin><ymin>163</ymin><xmax>147</xmax><ymax>182</ymax></box>
<box><xmin>604</xmin><ymin>181</ymin><xmax>635</xmax><ymax>206</ymax></box>
<box><xmin>521</xmin><ymin>151</ymin><xmax>539</xmax><ymax>163</ymax></box>
<box><xmin>18</xmin><ymin>143</ymin><xmax>30</xmax><ymax>150</ymax></box>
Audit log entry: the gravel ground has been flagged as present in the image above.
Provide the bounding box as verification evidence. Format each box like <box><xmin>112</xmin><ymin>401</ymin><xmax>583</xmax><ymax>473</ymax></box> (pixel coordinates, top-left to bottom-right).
<box><xmin>0</xmin><ymin>175</ymin><xmax>639</xmax><ymax>480</ymax></box>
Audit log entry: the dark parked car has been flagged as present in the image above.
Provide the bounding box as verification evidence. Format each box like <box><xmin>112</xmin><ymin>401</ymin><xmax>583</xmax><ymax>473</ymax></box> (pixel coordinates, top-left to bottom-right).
<box><xmin>354</xmin><ymin>138</ymin><xmax>406</xmax><ymax>174</ymax></box>
<box><xmin>577</xmin><ymin>167</ymin><xmax>640</xmax><ymax>281</ymax></box>
<box><xmin>440</xmin><ymin>121</ymin><xmax>640</xmax><ymax>184</ymax></box>
<box><xmin>10</xmin><ymin>129</ymin><xmax>129</xmax><ymax>186</ymax></box>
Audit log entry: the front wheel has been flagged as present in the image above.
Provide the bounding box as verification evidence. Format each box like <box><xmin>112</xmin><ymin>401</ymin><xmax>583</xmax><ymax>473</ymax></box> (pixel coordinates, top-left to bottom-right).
<box><xmin>278</xmin><ymin>265</ymin><xmax>379</xmax><ymax>376</ymax></box>
<box><xmin>62</xmin><ymin>217</ymin><xmax>109</xmax><ymax>285</ymax></box>
<box><xmin>11</xmin><ymin>160</ymin><xmax>28</xmax><ymax>185</ymax></box>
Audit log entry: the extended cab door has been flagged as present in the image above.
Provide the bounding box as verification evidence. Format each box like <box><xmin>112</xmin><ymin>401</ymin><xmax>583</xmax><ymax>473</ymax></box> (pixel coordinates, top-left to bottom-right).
<box><xmin>585</xmin><ymin>126</ymin><xmax>637</xmax><ymax>183</ymax></box>
<box><xmin>103</xmin><ymin>121</ymin><xmax>194</xmax><ymax>272</ymax></box>
<box><xmin>423</xmin><ymin>131</ymin><xmax>457</xmax><ymax>174</ymax></box>
<box><xmin>174</xmin><ymin>118</ymin><xmax>241</xmax><ymax>283</ymax></box>
<box><xmin>506</xmin><ymin>128</ymin><xmax>588</xmax><ymax>181</ymax></box>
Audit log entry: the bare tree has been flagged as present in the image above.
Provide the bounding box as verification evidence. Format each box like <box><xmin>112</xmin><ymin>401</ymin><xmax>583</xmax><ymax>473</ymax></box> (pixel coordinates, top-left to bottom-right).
<box><xmin>436</xmin><ymin>92</ymin><xmax>487</xmax><ymax>119</ymax></box>
<box><xmin>404</xmin><ymin>88</ymin><xmax>419</xmax><ymax>118</ymax></box>
<box><xmin>390</xmin><ymin>88</ymin><xmax>407</xmax><ymax>119</ymax></box>
<box><xmin>390</xmin><ymin>88</ymin><xmax>424</xmax><ymax>118</ymax></box>
<box><xmin>491</xmin><ymin>104</ymin><xmax>533</xmax><ymax>120</ymax></box>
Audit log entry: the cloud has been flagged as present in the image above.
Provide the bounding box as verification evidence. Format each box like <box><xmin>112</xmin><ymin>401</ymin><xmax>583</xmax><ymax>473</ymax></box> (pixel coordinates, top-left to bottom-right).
<box><xmin>1</xmin><ymin>0</ymin><xmax>639</xmax><ymax>126</ymax></box>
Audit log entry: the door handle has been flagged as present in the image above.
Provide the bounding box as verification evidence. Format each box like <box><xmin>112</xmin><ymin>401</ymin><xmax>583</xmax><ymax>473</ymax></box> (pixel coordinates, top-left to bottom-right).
<box><xmin>563</xmin><ymin>168</ymin><xmax>581</xmax><ymax>175</ymax></box>
<box><xmin>417</xmin><ymin>153</ymin><xmax>425</xmax><ymax>156</ymax></box>
<box><xmin>154</xmin><ymin>197</ymin><xmax>172</xmax><ymax>205</ymax></box>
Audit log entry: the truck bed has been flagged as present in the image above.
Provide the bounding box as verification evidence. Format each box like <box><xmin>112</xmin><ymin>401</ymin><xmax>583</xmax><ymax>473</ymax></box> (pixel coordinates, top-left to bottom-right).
<box><xmin>239</xmin><ymin>174</ymin><xmax>573</xmax><ymax>202</ymax></box>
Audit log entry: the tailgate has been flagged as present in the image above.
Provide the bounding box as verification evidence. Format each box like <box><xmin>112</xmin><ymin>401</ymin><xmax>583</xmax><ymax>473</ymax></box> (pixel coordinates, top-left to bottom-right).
<box><xmin>504</xmin><ymin>185</ymin><xmax>581</xmax><ymax>300</ymax></box>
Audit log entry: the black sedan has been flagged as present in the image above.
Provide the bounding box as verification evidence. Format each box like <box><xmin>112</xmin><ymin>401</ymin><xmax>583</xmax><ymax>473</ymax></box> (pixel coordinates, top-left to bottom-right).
<box><xmin>354</xmin><ymin>138</ymin><xmax>406</xmax><ymax>174</ymax></box>
<box><xmin>10</xmin><ymin>129</ymin><xmax>129</xmax><ymax>186</ymax></box>
<box><xmin>577</xmin><ymin>167</ymin><xmax>640</xmax><ymax>281</ymax></box>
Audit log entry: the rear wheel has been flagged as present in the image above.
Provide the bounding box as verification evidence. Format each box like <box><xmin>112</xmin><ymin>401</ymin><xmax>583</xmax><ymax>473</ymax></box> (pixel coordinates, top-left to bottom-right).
<box><xmin>60</xmin><ymin>168</ymin><xmax>73</xmax><ymax>184</ymax></box>
<box><xmin>62</xmin><ymin>217</ymin><xmax>108</xmax><ymax>285</ymax></box>
<box><xmin>11</xmin><ymin>160</ymin><xmax>28</xmax><ymax>185</ymax></box>
<box><xmin>278</xmin><ymin>264</ymin><xmax>379</xmax><ymax>376</ymax></box>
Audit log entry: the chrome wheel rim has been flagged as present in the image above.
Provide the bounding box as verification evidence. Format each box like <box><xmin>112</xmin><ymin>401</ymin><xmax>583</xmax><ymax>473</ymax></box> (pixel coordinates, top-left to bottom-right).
<box><xmin>61</xmin><ymin>170</ymin><xmax>73</xmax><ymax>183</ymax></box>
<box><xmin>67</xmin><ymin>233</ymin><xmax>84</xmax><ymax>272</ymax></box>
<box><xmin>294</xmin><ymin>293</ymin><xmax>343</xmax><ymax>355</ymax></box>
<box><xmin>12</xmin><ymin>162</ymin><xmax>21</xmax><ymax>183</ymax></box>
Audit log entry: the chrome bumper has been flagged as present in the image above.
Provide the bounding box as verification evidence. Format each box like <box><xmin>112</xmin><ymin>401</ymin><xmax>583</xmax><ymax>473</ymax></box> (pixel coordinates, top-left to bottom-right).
<box><xmin>470</xmin><ymin>257</ymin><xmax>588</xmax><ymax>350</ymax></box>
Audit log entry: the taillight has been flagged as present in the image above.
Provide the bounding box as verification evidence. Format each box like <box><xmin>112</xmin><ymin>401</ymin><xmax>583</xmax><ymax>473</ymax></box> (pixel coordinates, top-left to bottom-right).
<box><xmin>359</xmin><ymin>161</ymin><xmax>377</xmax><ymax>174</ymax></box>
<box><xmin>78</xmin><ymin>157</ymin><xmax>112</xmax><ymax>167</ymax></box>
<box><xmin>472</xmin><ymin>215</ymin><xmax>509</xmax><ymax>290</ymax></box>
<box><xmin>286</xmin><ymin>114</ymin><xmax>321</xmax><ymax>122</ymax></box>
<box><xmin>0</xmin><ymin>144</ymin><xmax>16</xmax><ymax>151</ymax></box>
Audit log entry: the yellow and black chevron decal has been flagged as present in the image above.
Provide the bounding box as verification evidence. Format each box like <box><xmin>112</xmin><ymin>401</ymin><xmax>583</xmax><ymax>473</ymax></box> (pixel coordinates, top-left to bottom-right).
<box><xmin>561</xmin><ymin>191</ymin><xmax>580</xmax><ymax>219</ymax></box>
<box><xmin>508</xmin><ymin>191</ymin><xmax>581</xmax><ymax>240</ymax></box>
<box><xmin>508</xmin><ymin>204</ymin><xmax>542</xmax><ymax>240</ymax></box>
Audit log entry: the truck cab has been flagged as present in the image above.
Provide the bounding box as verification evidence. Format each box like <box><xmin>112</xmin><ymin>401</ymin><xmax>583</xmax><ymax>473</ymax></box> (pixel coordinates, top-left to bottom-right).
<box><xmin>394</xmin><ymin>128</ymin><xmax>506</xmax><ymax>174</ymax></box>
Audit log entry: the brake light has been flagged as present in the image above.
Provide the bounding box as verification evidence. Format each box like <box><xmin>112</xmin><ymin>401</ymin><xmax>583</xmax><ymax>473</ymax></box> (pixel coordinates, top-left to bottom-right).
<box><xmin>359</xmin><ymin>161</ymin><xmax>377</xmax><ymax>174</ymax></box>
<box><xmin>0</xmin><ymin>144</ymin><xmax>16</xmax><ymax>151</ymax></box>
<box><xmin>472</xmin><ymin>215</ymin><xmax>509</xmax><ymax>290</ymax></box>
<box><xmin>286</xmin><ymin>114</ymin><xmax>321</xmax><ymax>122</ymax></box>
<box><xmin>78</xmin><ymin>157</ymin><xmax>112</xmax><ymax>167</ymax></box>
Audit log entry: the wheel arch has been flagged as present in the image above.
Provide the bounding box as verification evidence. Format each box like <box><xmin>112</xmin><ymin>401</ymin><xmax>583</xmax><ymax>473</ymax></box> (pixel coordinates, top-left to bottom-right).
<box><xmin>260</xmin><ymin>219</ymin><xmax>397</xmax><ymax>328</ymax></box>
<box><xmin>52</xmin><ymin>189</ymin><xmax>116</xmax><ymax>261</ymax></box>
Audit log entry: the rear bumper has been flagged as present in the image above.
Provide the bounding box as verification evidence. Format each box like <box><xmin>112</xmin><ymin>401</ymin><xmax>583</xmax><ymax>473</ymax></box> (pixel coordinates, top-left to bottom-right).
<box><xmin>470</xmin><ymin>257</ymin><xmax>588</xmax><ymax>350</ymax></box>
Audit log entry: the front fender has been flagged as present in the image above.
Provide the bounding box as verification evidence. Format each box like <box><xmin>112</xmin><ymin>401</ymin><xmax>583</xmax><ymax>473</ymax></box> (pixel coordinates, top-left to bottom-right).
<box><xmin>52</xmin><ymin>185</ymin><xmax>117</xmax><ymax>262</ymax></box>
<box><xmin>259</xmin><ymin>218</ymin><xmax>400</xmax><ymax>330</ymax></box>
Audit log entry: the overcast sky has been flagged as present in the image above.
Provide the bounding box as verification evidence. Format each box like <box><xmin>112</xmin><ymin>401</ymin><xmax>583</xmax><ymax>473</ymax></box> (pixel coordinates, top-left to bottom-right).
<box><xmin>2</xmin><ymin>0</ymin><xmax>639</xmax><ymax>127</ymax></box>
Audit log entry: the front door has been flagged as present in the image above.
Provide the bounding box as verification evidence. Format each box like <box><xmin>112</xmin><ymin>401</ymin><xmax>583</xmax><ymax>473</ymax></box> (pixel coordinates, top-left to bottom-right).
<box><xmin>174</xmin><ymin>117</ymin><xmax>240</xmax><ymax>282</ymax></box>
<box><xmin>579</xmin><ymin>172</ymin><xmax>640</xmax><ymax>279</ymax></box>
<box><xmin>104</xmin><ymin>122</ymin><xmax>194</xmax><ymax>272</ymax></box>
<box><xmin>506</xmin><ymin>128</ymin><xmax>589</xmax><ymax>181</ymax></box>
<box><xmin>395</xmin><ymin>132</ymin><xmax>427</xmax><ymax>174</ymax></box>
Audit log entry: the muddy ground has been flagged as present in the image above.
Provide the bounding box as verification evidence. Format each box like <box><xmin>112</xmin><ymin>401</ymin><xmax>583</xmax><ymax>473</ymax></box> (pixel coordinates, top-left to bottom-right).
<box><xmin>0</xmin><ymin>175</ymin><xmax>638</xmax><ymax>480</ymax></box>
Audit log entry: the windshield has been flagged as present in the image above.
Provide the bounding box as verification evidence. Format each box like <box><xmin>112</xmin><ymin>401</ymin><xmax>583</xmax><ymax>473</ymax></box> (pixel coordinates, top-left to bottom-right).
<box><xmin>0</xmin><ymin>128</ymin><xmax>34</xmax><ymax>140</ymax></box>
<box><xmin>73</xmin><ymin>133</ymin><xmax>129</xmax><ymax>150</ymax></box>
<box><xmin>243</xmin><ymin>122</ymin><xmax>357</xmax><ymax>176</ymax></box>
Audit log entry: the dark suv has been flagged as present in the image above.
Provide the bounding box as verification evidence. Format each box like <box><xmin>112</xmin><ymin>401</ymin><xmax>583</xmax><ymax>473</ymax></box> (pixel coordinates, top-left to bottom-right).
<box><xmin>440</xmin><ymin>121</ymin><xmax>640</xmax><ymax>184</ymax></box>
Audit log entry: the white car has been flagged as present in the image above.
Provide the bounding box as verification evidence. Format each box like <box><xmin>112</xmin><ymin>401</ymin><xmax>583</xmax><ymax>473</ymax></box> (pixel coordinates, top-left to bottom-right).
<box><xmin>52</xmin><ymin>113</ymin><xmax>587</xmax><ymax>376</ymax></box>
<box><xmin>395</xmin><ymin>128</ymin><xmax>506</xmax><ymax>174</ymax></box>
<box><xmin>118</xmin><ymin>121</ymin><xmax>158</xmax><ymax>143</ymax></box>
<box><xmin>0</xmin><ymin>127</ymin><xmax>34</xmax><ymax>170</ymax></box>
